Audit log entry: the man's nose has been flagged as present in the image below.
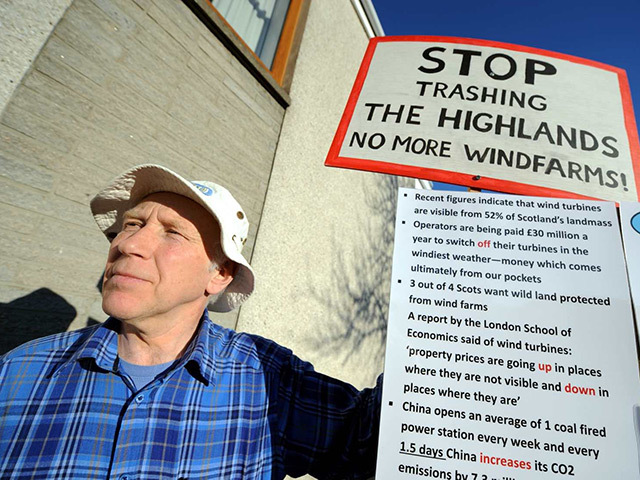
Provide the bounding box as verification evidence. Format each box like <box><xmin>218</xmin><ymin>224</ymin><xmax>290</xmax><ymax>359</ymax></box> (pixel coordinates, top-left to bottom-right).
<box><xmin>116</xmin><ymin>225</ymin><xmax>156</xmax><ymax>258</ymax></box>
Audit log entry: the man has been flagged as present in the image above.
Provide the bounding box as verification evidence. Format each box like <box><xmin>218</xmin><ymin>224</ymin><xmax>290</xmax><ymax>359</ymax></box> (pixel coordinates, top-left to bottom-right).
<box><xmin>0</xmin><ymin>164</ymin><xmax>381</xmax><ymax>479</ymax></box>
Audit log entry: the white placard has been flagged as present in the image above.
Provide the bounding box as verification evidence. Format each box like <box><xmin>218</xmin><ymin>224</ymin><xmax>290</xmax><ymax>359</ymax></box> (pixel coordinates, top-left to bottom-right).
<box><xmin>327</xmin><ymin>37</ymin><xmax>640</xmax><ymax>203</ymax></box>
<box><xmin>376</xmin><ymin>189</ymin><xmax>640</xmax><ymax>479</ymax></box>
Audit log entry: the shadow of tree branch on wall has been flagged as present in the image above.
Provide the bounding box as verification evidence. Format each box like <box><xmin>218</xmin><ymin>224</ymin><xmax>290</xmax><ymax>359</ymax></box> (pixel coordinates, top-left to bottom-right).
<box><xmin>307</xmin><ymin>176</ymin><xmax>411</xmax><ymax>376</ymax></box>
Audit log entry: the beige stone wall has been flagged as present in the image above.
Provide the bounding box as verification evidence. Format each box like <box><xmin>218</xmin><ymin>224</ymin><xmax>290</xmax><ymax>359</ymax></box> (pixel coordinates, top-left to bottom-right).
<box><xmin>0</xmin><ymin>0</ymin><xmax>285</xmax><ymax>352</ymax></box>
<box><xmin>1</xmin><ymin>0</ymin><xmax>396</xmax><ymax>476</ymax></box>
<box><xmin>1</xmin><ymin>0</ymin><xmax>402</xmax><ymax>388</ymax></box>
<box><xmin>0</xmin><ymin>0</ymin><xmax>73</xmax><ymax>114</ymax></box>
<box><xmin>237</xmin><ymin>0</ymin><xmax>411</xmax><ymax>394</ymax></box>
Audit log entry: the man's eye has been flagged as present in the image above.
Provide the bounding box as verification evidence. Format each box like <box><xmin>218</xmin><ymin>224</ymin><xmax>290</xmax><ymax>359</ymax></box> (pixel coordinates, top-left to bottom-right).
<box><xmin>167</xmin><ymin>229</ymin><xmax>182</xmax><ymax>236</ymax></box>
<box><xmin>123</xmin><ymin>221</ymin><xmax>141</xmax><ymax>230</ymax></box>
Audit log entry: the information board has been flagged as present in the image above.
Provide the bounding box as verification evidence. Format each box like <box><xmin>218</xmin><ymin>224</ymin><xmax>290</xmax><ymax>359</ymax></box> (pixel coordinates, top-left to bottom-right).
<box><xmin>326</xmin><ymin>37</ymin><xmax>640</xmax><ymax>203</ymax></box>
<box><xmin>377</xmin><ymin>189</ymin><xmax>640</xmax><ymax>479</ymax></box>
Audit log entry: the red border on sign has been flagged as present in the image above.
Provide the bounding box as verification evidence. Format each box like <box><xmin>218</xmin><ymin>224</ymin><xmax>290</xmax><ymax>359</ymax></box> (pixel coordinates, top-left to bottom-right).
<box><xmin>325</xmin><ymin>36</ymin><xmax>640</xmax><ymax>201</ymax></box>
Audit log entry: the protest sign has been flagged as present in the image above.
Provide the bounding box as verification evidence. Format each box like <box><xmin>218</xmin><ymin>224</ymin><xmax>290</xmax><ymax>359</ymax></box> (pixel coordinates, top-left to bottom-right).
<box><xmin>326</xmin><ymin>37</ymin><xmax>640</xmax><ymax>203</ymax></box>
<box><xmin>376</xmin><ymin>189</ymin><xmax>640</xmax><ymax>479</ymax></box>
<box><xmin>620</xmin><ymin>202</ymin><xmax>640</xmax><ymax>342</ymax></box>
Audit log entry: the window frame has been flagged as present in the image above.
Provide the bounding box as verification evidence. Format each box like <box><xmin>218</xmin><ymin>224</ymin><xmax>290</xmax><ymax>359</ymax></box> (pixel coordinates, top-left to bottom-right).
<box><xmin>269</xmin><ymin>0</ymin><xmax>307</xmax><ymax>87</ymax></box>
<box><xmin>185</xmin><ymin>0</ymin><xmax>309</xmax><ymax>105</ymax></box>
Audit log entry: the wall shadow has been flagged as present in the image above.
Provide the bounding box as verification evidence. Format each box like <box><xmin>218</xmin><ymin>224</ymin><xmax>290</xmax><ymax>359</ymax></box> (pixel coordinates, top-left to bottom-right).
<box><xmin>307</xmin><ymin>176</ymin><xmax>408</xmax><ymax>378</ymax></box>
<box><xmin>0</xmin><ymin>278</ymin><xmax>104</xmax><ymax>354</ymax></box>
<box><xmin>0</xmin><ymin>288</ymin><xmax>78</xmax><ymax>354</ymax></box>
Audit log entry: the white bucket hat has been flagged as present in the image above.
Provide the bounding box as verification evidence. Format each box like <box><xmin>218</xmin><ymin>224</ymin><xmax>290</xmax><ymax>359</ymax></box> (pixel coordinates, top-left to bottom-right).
<box><xmin>90</xmin><ymin>164</ymin><xmax>254</xmax><ymax>312</ymax></box>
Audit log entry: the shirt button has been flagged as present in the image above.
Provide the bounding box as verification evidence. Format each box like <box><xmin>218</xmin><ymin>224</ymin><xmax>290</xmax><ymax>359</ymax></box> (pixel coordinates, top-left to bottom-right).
<box><xmin>119</xmin><ymin>475</ymin><xmax>130</xmax><ymax>480</ymax></box>
<box><xmin>135</xmin><ymin>394</ymin><xmax>144</xmax><ymax>404</ymax></box>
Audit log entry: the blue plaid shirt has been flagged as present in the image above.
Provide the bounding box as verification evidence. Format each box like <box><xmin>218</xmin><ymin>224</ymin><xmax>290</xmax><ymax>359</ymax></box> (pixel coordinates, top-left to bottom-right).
<box><xmin>0</xmin><ymin>311</ymin><xmax>381</xmax><ymax>479</ymax></box>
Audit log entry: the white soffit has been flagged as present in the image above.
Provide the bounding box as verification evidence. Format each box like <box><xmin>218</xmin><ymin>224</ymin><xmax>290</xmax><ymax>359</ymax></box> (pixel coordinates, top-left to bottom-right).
<box><xmin>351</xmin><ymin>0</ymin><xmax>385</xmax><ymax>38</ymax></box>
<box><xmin>349</xmin><ymin>1</ymin><xmax>432</xmax><ymax>191</ymax></box>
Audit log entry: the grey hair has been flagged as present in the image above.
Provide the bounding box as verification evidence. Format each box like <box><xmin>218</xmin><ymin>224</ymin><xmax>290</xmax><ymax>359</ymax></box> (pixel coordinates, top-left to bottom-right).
<box><xmin>209</xmin><ymin>240</ymin><xmax>228</xmax><ymax>272</ymax></box>
<box><xmin>206</xmin><ymin>241</ymin><xmax>230</xmax><ymax>307</ymax></box>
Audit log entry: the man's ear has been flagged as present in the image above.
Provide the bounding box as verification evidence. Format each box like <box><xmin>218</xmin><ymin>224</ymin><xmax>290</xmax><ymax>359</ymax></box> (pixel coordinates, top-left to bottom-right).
<box><xmin>206</xmin><ymin>261</ymin><xmax>235</xmax><ymax>295</ymax></box>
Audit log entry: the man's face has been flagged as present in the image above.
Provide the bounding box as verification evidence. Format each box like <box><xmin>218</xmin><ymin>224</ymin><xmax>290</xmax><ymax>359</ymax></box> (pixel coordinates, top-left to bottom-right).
<box><xmin>101</xmin><ymin>192</ymin><xmax>229</xmax><ymax>326</ymax></box>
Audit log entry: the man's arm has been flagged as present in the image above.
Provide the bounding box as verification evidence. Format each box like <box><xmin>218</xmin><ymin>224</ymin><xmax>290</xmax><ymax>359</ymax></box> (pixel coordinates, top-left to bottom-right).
<box><xmin>253</xmin><ymin>335</ymin><xmax>382</xmax><ymax>480</ymax></box>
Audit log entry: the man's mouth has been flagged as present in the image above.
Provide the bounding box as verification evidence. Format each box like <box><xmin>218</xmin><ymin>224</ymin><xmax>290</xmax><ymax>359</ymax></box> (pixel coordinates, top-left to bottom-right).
<box><xmin>108</xmin><ymin>270</ymin><xmax>149</xmax><ymax>285</ymax></box>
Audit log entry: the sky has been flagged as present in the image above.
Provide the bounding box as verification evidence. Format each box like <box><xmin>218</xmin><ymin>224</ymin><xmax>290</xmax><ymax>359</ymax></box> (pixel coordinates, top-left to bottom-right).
<box><xmin>371</xmin><ymin>0</ymin><xmax>640</xmax><ymax>191</ymax></box>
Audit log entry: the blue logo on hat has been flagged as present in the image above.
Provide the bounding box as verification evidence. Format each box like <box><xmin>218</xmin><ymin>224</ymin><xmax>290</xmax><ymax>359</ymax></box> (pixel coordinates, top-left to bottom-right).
<box><xmin>192</xmin><ymin>182</ymin><xmax>213</xmax><ymax>196</ymax></box>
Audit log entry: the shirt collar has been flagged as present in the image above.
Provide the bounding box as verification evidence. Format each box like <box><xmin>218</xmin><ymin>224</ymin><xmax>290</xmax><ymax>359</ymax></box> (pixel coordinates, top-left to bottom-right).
<box><xmin>177</xmin><ymin>310</ymin><xmax>217</xmax><ymax>386</ymax></box>
<box><xmin>52</xmin><ymin>318</ymin><xmax>120</xmax><ymax>377</ymax></box>
<box><xmin>53</xmin><ymin>312</ymin><xmax>218</xmax><ymax>386</ymax></box>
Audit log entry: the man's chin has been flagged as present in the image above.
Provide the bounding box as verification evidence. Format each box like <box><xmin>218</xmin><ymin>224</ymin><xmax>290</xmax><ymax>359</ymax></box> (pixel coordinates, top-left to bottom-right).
<box><xmin>102</xmin><ymin>294</ymin><xmax>144</xmax><ymax>322</ymax></box>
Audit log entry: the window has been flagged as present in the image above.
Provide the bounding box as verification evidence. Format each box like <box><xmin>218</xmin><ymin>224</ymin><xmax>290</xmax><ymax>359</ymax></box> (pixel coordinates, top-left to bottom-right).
<box><xmin>205</xmin><ymin>0</ymin><xmax>307</xmax><ymax>87</ymax></box>
<box><xmin>211</xmin><ymin>0</ymin><xmax>290</xmax><ymax>69</ymax></box>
